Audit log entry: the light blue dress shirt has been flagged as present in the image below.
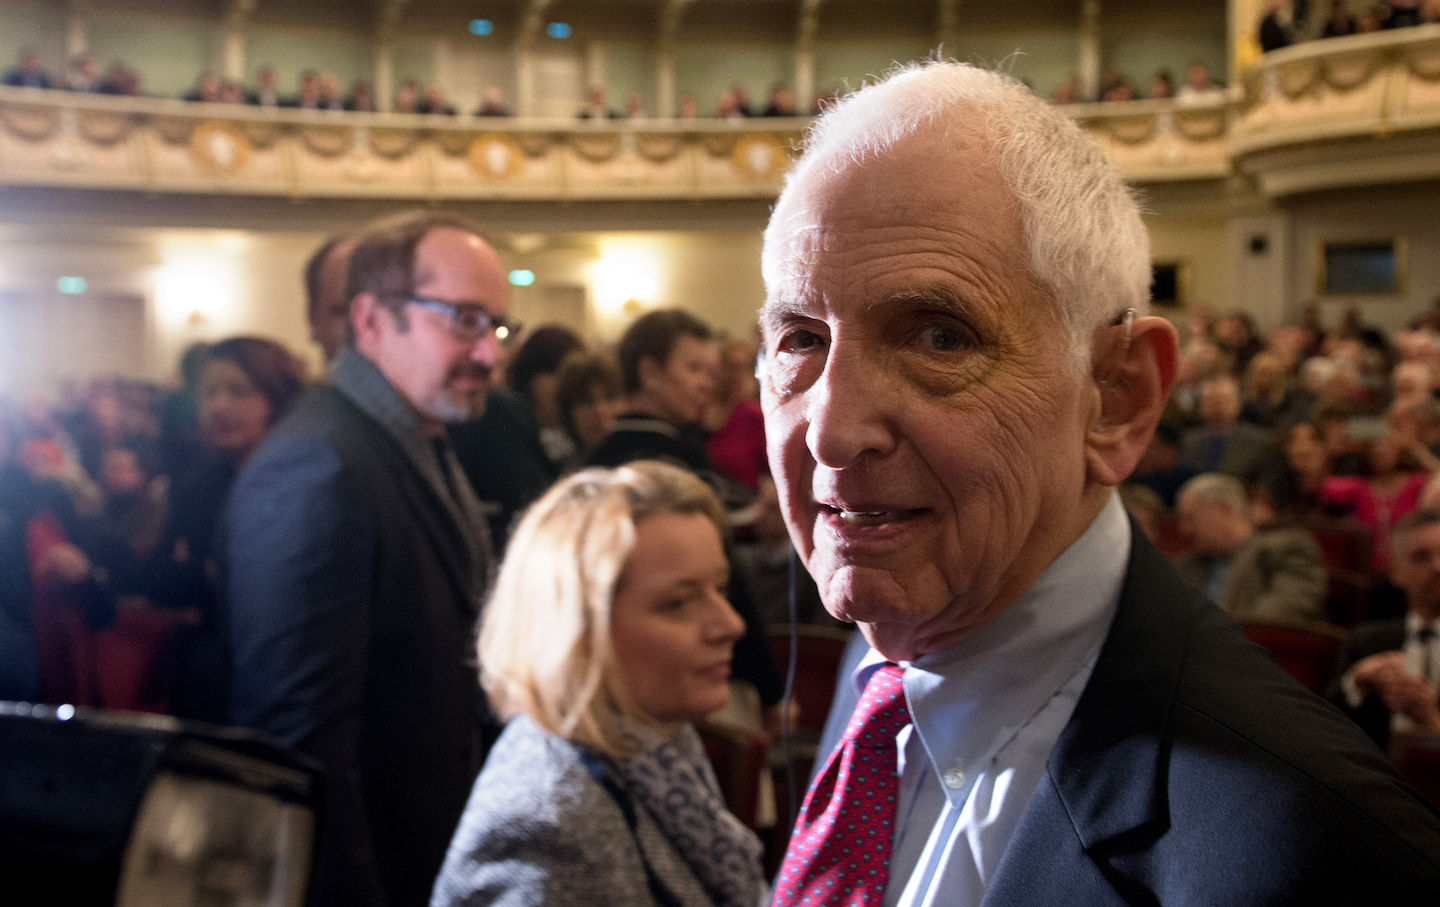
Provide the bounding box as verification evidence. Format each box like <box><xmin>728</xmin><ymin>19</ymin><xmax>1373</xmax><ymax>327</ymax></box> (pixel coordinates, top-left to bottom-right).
<box><xmin>843</xmin><ymin>494</ymin><xmax>1131</xmax><ymax>907</ymax></box>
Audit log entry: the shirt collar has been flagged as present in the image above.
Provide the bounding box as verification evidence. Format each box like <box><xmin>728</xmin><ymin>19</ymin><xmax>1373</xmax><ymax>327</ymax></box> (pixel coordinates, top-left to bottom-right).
<box><xmin>854</xmin><ymin>493</ymin><xmax>1130</xmax><ymax>805</ymax></box>
<box><xmin>1407</xmin><ymin>611</ymin><xmax>1439</xmax><ymax>637</ymax></box>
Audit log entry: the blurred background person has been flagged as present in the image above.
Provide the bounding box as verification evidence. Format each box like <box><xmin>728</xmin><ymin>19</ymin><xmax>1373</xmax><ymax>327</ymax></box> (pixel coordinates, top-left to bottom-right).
<box><xmin>433</xmin><ymin>462</ymin><xmax>766</xmax><ymax>907</ymax></box>
<box><xmin>554</xmin><ymin>350</ymin><xmax>625</xmax><ymax>471</ymax></box>
<box><xmin>503</xmin><ymin>324</ymin><xmax>584</xmax><ymax>468</ymax></box>
<box><xmin>146</xmin><ymin>336</ymin><xmax>305</xmax><ymax>721</ymax></box>
<box><xmin>704</xmin><ymin>338</ymin><xmax>766</xmax><ymax>496</ymax></box>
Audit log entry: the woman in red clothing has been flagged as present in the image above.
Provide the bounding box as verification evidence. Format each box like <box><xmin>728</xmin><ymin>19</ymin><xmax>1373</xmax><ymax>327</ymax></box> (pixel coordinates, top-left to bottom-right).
<box><xmin>1321</xmin><ymin>432</ymin><xmax>1431</xmax><ymax>571</ymax></box>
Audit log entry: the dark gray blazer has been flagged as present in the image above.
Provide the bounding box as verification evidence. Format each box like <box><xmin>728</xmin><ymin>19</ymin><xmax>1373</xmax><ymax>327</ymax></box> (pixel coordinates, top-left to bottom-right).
<box><xmin>431</xmin><ymin>715</ymin><xmax>714</xmax><ymax>907</ymax></box>
<box><xmin>816</xmin><ymin>525</ymin><xmax>1440</xmax><ymax>904</ymax></box>
<box><xmin>1172</xmin><ymin>528</ymin><xmax>1328</xmax><ymax>624</ymax></box>
<box><xmin>227</xmin><ymin>355</ymin><xmax>494</xmax><ymax>907</ymax></box>
<box><xmin>1180</xmin><ymin>421</ymin><xmax>1283</xmax><ymax>490</ymax></box>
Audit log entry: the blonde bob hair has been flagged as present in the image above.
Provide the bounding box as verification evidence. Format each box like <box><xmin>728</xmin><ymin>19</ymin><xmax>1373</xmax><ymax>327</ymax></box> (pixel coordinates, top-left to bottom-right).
<box><xmin>478</xmin><ymin>460</ymin><xmax>726</xmax><ymax>756</ymax></box>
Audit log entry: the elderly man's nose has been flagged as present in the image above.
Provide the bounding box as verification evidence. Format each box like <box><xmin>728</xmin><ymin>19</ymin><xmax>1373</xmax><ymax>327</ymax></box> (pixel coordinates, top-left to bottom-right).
<box><xmin>804</xmin><ymin>353</ymin><xmax>895</xmax><ymax>468</ymax></box>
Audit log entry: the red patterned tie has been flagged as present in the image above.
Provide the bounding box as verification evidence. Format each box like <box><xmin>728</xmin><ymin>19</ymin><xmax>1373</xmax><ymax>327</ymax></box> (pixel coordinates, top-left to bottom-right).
<box><xmin>774</xmin><ymin>662</ymin><xmax>910</xmax><ymax>906</ymax></box>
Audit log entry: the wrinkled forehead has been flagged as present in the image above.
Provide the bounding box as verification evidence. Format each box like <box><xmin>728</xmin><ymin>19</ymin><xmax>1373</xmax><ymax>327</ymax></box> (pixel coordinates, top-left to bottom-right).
<box><xmin>762</xmin><ymin>136</ymin><xmax>1028</xmax><ymax>311</ymax></box>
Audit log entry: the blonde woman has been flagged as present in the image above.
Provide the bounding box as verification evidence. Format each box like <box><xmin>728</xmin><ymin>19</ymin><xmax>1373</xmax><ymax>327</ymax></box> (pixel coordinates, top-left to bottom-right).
<box><xmin>431</xmin><ymin>461</ymin><xmax>766</xmax><ymax>907</ymax></box>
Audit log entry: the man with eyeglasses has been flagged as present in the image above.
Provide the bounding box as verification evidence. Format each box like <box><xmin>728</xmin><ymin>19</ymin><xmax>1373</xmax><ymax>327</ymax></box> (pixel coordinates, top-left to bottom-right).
<box><xmin>226</xmin><ymin>211</ymin><xmax>510</xmax><ymax>907</ymax></box>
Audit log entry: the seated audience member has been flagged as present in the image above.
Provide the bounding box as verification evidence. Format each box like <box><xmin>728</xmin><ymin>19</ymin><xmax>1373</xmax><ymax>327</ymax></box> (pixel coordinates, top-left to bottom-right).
<box><xmin>730</xmin><ymin>84</ymin><xmax>754</xmax><ymax>116</ymax></box>
<box><xmin>763</xmin><ymin>84</ymin><xmax>798</xmax><ymax>116</ymax></box>
<box><xmin>1119</xmin><ymin>483</ymin><xmax>1170</xmax><ymax>549</ymax></box>
<box><xmin>183</xmin><ymin>72</ymin><xmax>222</xmax><ymax>104</ymax></box>
<box><xmin>432</xmin><ymin>462</ymin><xmax>766</xmax><ymax>907</ymax></box>
<box><xmin>346</xmin><ymin>81</ymin><xmax>376</xmax><ymax>112</ymax></box>
<box><xmin>1393</xmin><ymin>394</ymin><xmax>1440</xmax><ymax>468</ymax></box>
<box><xmin>589</xmin><ymin>309</ymin><xmax>718</xmax><ymax>476</ymax></box>
<box><xmin>1260</xmin><ymin>0</ymin><xmax>1295</xmax><ymax>52</ymax></box>
<box><xmin>1392</xmin><ymin>360</ymin><xmax>1435</xmax><ymax>408</ymax></box>
<box><xmin>418</xmin><ymin>83</ymin><xmax>457</xmax><ymax>116</ymax></box>
<box><xmin>1275</xmin><ymin>421</ymin><xmax>1334</xmax><ymax>518</ymax></box>
<box><xmin>0</xmin><ymin>417</ymin><xmax>44</xmax><ymax>701</ymax></box>
<box><xmin>1323</xmin><ymin>0</ymin><xmax>1358</xmax><ymax>35</ymax></box>
<box><xmin>1321</xmin><ymin>432</ymin><xmax>1431</xmax><ymax>572</ymax></box>
<box><xmin>714</xmin><ymin>90</ymin><xmax>744</xmax><ymax>119</ymax></box>
<box><xmin>250</xmin><ymin>66</ymin><xmax>280</xmax><ymax>106</ymax></box>
<box><xmin>1101</xmin><ymin>76</ymin><xmax>1136</xmax><ymax>102</ymax></box>
<box><xmin>97</xmin><ymin>63</ymin><xmax>141</xmax><ymax>96</ymax></box>
<box><xmin>624</xmin><ymin>92</ymin><xmax>646</xmax><ymax>119</ymax></box>
<box><xmin>704</xmin><ymin>339</ymin><xmax>766</xmax><ymax>494</ymax></box>
<box><xmin>476</xmin><ymin>86</ymin><xmax>509</xmax><ymax>116</ymax></box>
<box><xmin>1315</xmin><ymin>398</ymin><xmax>1367</xmax><ymax>475</ymax></box>
<box><xmin>317</xmin><ymin>72</ymin><xmax>344</xmax><ymax>111</ymax></box>
<box><xmin>1148</xmin><ymin>70</ymin><xmax>1175</xmax><ymax>99</ymax></box>
<box><xmin>1052</xmin><ymin>76</ymin><xmax>1081</xmax><ymax>104</ymax></box>
<box><xmin>554</xmin><ymin>351</ymin><xmax>625</xmax><ymax>469</ymax></box>
<box><xmin>1181</xmin><ymin>374</ymin><xmax>1284</xmax><ymax>493</ymax></box>
<box><xmin>4</xmin><ymin>48</ymin><xmax>52</xmax><ymax>89</ymax></box>
<box><xmin>1174</xmin><ymin>473</ymin><xmax>1328</xmax><ymax>624</ymax></box>
<box><xmin>288</xmin><ymin>70</ymin><xmax>320</xmax><ymax>109</ymax></box>
<box><xmin>677</xmin><ymin>94</ymin><xmax>699</xmax><ymax>118</ymax></box>
<box><xmin>732</xmin><ymin>475</ymin><xmax>831</xmax><ymax>628</ymax></box>
<box><xmin>1176</xmin><ymin>62</ymin><xmax>1224</xmax><ymax>104</ymax></box>
<box><xmin>394</xmin><ymin>80</ymin><xmax>419</xmax><ymax>113</ymax></box>
<box><xmin>579</xmin><ymin>87</ymin><xmax>617</xmax><ymax>120</ymax></box>
<box><xmin>1387</xmin><ymin>0</ymin><xmax>1424</xmax><ymax>27</ymax></box>
<box><xmin>1128</xmin><ymin>419</ymin><xmax>1194</xmax><ymax>507</ymax></box>
<box><xmin>147</xmin><ymin>337</ymin><xmax>304</xmax><ymax>721</ymax></box>
<box><xmin>1241</xmin><ymin>351</ymin><xmax>1299</xmax><ymax>429</ymax></box>
<box><xmin>1215</xmin><ymin>311</ymin><xmax>1264</xmax><ymax>376</ymax></box>
<box><xmin>1331</xmin><ymin>508</ymin><xmax>1440</xmax><ymax>747</ymax></box>
<box><xmin>1357</xmin><ymin>5</ymin><xmax>1384</xmax><ymax>30</ymax></box>
<box><xmin>504</xmin><ymin>324</ymin><xmax>584</xmax><ymax>468</ymax></box>
<box><xmin>66</xmin><ymin>55</ymin><xmax>100</xmax><ymax>92</ymax></box>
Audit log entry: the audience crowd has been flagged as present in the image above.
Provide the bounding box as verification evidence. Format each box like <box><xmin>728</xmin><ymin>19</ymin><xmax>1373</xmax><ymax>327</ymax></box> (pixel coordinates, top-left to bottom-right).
<box><xmin>1259</xmin><ymin>0</ymin><xmax>1440</xmax><ymax>53</ymax></box>
<box><xmin>1</xmin><ymin>46</ymin><xmax>1240</xmax><ymax>115</ymax></box>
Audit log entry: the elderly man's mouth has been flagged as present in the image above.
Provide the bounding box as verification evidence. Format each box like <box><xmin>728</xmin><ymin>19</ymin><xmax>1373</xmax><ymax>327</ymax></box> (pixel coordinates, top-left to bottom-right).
<box><xmin>820</xmin><ymin>504</ymin><xmax>928</xmax><ymax>527</ymax></box>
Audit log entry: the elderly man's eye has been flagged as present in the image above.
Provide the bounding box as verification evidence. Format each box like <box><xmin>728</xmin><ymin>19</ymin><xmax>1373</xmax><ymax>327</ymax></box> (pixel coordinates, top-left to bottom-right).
<box><xmin>778</xmin><ymin>328</ymin><xmax>825</xmax><ymax>353</ymax></box>
<box><xmin>918</xmin><ymin>323</ymin><xmax>970</xmax><ymax>352</ymax></box>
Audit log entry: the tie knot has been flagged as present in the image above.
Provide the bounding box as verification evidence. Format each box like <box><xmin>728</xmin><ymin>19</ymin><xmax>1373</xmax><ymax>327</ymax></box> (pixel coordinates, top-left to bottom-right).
<box><xmin>1418</xmin><ymin>626</ymin><xmax>1437</xmax><ymax>643</ymax></box>
<box><xmin>843</xmin><ymin>663</ymin><xmax>909</xmax><ymax>749</ymax></box>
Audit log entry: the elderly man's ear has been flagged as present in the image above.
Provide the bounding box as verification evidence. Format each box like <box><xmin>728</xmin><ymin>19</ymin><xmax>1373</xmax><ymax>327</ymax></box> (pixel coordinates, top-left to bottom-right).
<box><xmin>1084</xmin><ymin>315</ymin><xmax>1179</xmax><ymax>486</ymax></box>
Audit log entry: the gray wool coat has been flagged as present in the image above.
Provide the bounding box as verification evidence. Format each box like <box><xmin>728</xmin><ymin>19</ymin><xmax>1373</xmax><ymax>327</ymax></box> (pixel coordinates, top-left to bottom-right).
<box><xmin>431</xmin><ymin>714</ymin><xmax>716</xmax><ymax>907</ymax></box>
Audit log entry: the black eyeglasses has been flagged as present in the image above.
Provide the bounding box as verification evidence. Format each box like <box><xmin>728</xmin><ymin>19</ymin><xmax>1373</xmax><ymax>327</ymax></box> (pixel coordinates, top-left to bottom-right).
<box><xmin>406</xmin><ymin>297</ymin><xmax>520</xmax><ymax>344</ymax></box>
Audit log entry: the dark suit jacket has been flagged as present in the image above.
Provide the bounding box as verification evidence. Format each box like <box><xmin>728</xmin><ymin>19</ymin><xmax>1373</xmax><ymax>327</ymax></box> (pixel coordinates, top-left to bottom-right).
<box><xmin>227</xmin><ymin>368</ymin><xmax>493</xmax><ymax>907</ymax></box>
<box><xmin>448</xmin><ymin>386</ymin><xmax>558</xmax><ymax>554</ymax></box>
<box><xmin>816</xmin><ymin>526</ymin><xmax>1440</xmax><ymax>903</ymax></box>
<box><xmin>1328</xmin><ymin>617</ymin><xmax>1409</xmax><ymax>748</ymax></box>
<box><xmin>1180</xmin><ymin>421</ymin><xmax>1283</xmax><ymax>492</ymax></box>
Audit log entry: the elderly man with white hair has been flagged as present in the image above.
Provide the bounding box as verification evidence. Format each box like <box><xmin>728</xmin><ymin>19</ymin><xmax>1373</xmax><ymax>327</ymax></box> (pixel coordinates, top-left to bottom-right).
<box><xmin>762</xmin><ymin>62</ymin><xmax>1440</xmax><ymax>907</ymax></box>
<box><xmin>1173</xmin><ymin>472</ymin><xmax>1327</xmax><ymax>624</ymax></box>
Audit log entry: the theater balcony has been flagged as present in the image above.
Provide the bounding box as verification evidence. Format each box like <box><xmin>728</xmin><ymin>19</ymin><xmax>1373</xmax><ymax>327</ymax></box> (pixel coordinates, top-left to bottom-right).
<box><xmin>1232</xmin><ymin>23</ymin><xmax>1440</xmax><ymax>197</ymax></box>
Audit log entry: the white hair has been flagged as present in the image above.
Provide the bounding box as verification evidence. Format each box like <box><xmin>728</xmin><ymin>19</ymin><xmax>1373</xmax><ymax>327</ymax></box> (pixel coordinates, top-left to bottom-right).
<box><xmin>763</xmin><ymin>61</ymin><xmax>1150</xmax><ymax>370</ymax></box>
<box><xmin>1178</xmin><ymin>472</ymin><xmax>1250</xmax><ymax>518</ymax></box>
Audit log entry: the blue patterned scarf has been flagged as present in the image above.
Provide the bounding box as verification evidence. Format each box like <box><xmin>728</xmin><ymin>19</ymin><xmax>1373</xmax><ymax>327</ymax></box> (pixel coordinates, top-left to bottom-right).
<box><xmin>615</xmin><ymin>718</ymin><xmax>766</xmax><ymax>907</ymax></box>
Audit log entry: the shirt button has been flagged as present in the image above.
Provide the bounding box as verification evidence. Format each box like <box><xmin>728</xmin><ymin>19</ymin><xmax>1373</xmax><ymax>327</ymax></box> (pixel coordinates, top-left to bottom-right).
<box><xmin>943</xmin><ymin>767</ymin><xmax>966</xmax><ymax>789</ymax></box>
